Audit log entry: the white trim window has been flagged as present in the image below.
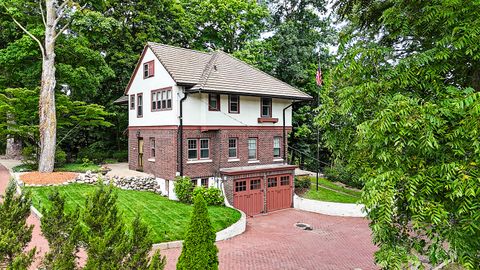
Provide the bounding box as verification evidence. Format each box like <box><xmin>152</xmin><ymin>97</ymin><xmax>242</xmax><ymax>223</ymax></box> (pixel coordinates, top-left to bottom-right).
<box><xmin>187</xmin><ymin>139</ymin><xmax>197</xmax><ymax>160</ymax></box>
<box><xmin>150</xmin><ymin>137</ymin><xmax>156</xmax><ymax>158</ymax></box>
<box><xmin>228</xmin><ymin>138</ymin><xmax>237</xmax><ymax>158</ymax></box>
<box><xmin>187</xmin><ymin>138</ymin><xmax>210</xmax><ymax>160</ymax></box>
<box><xmin>273</xmin><ymin>137</ymin><xmax>281</xmax><ymax>158</ymax></box>
<box><xmin>200</xmin><ymin>139</ymin><xmax>210</xmax><ymax>159</ymax></box>
<box><xmin>248</xmin><ymin>138</ymin><xmax>257</xmax><ymax>160</ymax></box>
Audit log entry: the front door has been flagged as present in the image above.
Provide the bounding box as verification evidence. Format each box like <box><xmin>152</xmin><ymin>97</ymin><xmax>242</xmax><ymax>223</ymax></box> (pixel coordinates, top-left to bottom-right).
<box><xmin>266</xmin><ymin>175</ymin><xmax>293</xmax><ymax>212</ymax></box>
<box><xmin>233</xmin><ymin>178</ymin><xmax>264</xmax><ymax>216</ymax></box>
<box><xmin>138</xmin><ymin>138</ymin><xmax>144</xmax><ymax>171</ymax></box>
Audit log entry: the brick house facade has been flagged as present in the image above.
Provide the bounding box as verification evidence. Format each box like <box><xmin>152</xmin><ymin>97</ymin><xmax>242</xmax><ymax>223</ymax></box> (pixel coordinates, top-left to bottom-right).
<box><xmin>119</xmin><ymin>43</ymin><xmax>312</xmax><ymax>215</ymax></box>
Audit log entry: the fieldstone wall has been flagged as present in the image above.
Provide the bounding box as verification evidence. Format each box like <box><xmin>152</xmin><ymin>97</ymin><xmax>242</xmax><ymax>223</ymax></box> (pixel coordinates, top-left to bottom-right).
<box><xmin>75</xmin><ymin>171</ymin><xmax>162</xmax><ymax>194</ymax></box>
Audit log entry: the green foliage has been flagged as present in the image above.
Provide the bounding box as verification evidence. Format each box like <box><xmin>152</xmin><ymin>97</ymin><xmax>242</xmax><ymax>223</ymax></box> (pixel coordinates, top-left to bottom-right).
<box><xmin>40</xmin><ymin>190</ymin><xmax>80</xmax><ymax>270</ymax></box>
<box><xmin>174</xmin><ymin>176</ymin><xmax>194</xmax><ymax>204</ymax></box>
<box><xmin>11</xmin><ymin>164</ymin><xmax>35</xmax><ymax>173</ymax></box>
<box><xmin>177</xmin><ymin>193</ymin><xmax>218</xmax><ymax>270</ymax></box>
<box><xmin>54</xmin><ymin>148</ymin><xmax>67</xmax><ymax>167</ymax></box>
<box><xmin>294</xmin><ymin>177</ymin><xmax>311</xmax><ymax>189</ymax></box>
<box><xmin>55</xmin><ymin>163</ymin><xmax>101</xmax><ymax>173</ymax></box>
<box><xmin>323</xmin><ymin>163</ymin><xmax>362</xmax><ymax>189</ymax></box>
<box><xmin>28</xmin><ymin>184</ymin><xmax>241</xmax><ymax>243</ymax></box>
<box><xmin>193</xmin><ymin>187</ymin><xmax>224</xmax><ymax>206</ymax></box>
<box><xmin>82</xmin><ymin>181</ymin><xmax>127</xmax><ymax>269</ymax></box>
<box><xmin>77</xmin><ymin>141</ymin><xmax>112</xmax><ymax>163</ymax></box>
<box><xmin>0</xmin><ymin>180</ymin><xmax>35</xmax><ymax>269</ymax></box>
<box><xmin>321</xmin><ymin>0</ymin><xmax>480</xmax><ymax>268</ymax></box>
<box><xmin>112</xmin><ymin>150</ymin><xmax>128</xmax><ymax>162</ymax></box>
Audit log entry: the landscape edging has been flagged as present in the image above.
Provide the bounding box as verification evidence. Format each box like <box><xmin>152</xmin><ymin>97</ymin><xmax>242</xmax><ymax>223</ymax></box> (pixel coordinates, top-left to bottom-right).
<box><xmin>293</xmin><ymin>194</ymin><xmax>366</xmax><ymax>217</ymax></box>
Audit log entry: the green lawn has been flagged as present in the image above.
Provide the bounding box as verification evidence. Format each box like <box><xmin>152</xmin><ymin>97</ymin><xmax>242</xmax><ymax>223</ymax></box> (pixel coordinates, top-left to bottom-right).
<box><xmin>27</xmin><ymin>184</ymin><xmax>241</xmax><ymax>243</ymax></box>
<box><xmin>301</xmin><ymin>177</ymin><xmax>362</xmax><ymax>204</ymax></box>
<box><xmin>12</xmin><ymin>163</ymin><xmax>102</xmax><ymax>173</ymax></box>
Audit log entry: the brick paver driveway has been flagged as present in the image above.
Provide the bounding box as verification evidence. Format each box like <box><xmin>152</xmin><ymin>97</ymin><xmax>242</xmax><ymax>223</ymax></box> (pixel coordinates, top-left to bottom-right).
<box><xmin>162</xmin><ymin>209</ymin><xmax>378</xmax><ymax>270</ymax></box>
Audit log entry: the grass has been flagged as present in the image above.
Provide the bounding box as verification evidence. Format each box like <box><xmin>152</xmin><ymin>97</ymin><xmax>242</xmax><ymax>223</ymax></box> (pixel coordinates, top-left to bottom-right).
<box><xmin>300</xmin><ymin>177</ymin><xmax>362</xmax><ymax>204</ymax></box>
<box><xmin>54</xmin><ymin>163</ymin><xmax>102</xmax><ymax>173</ymax></box>
<box><xmin>12</xmin><ymin>163</ymin><xmax>102</xmax><ymax>173</ymax></box>
<box><xmin>27</xmin><ymin>184</ymin><xmax>241</xmax><ymax>243</ymax></box>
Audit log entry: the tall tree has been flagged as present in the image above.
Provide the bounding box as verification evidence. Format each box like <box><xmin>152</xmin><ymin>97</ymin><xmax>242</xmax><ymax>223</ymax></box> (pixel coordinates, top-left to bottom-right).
<box><xmin>321</xmin><ymin>0</ymin><xmax>480</xmax><ymax>268</ymax></box>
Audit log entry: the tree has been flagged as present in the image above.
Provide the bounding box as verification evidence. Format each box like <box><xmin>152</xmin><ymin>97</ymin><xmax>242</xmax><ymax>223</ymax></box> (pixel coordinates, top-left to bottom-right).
<box><xmin>83</xmin><ymin>181</ymin><xmax>165</xmax><ymax>269</ymax></box>
<box><xmin>319</xmin><ymin>0</ymin><xmax>480</xmax><ymax>268</ymax></box>
<box><xmin>177</xmin><ymin>193</ymin><xmax>218</xmax><ymax>270</ymax></box>
<box><xmin>0</xmin><ymin>180</ymin><xmax>35</xmax><ymax>269</ymax></box>
<box><xmin>40</xmin><ymin>190</ymin><xmax>80</xmax><ymax>270</ymax></box>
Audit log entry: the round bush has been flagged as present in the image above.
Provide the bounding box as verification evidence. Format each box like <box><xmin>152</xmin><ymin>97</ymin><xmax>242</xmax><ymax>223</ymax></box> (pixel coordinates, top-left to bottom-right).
<box><xmin>193</xmin><ymin>187</ymin><xmax>224</xmax><ymax>206</ymax></box>
<box><xmin>174</xmin><ymin>176</ymin><xmax>194</xmax><ymax>204</ymax></box>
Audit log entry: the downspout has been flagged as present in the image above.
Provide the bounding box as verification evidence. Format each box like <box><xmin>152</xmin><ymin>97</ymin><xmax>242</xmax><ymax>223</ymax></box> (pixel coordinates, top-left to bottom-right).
<box><xmin>179</xmin><ymin>92</ymin><xmax>189</xmax><ymax>176</ymax></box>
<box><xmin>282</xmin><ymin>101</ymin><xmax>295</xmax><ymax>164</ymax></box>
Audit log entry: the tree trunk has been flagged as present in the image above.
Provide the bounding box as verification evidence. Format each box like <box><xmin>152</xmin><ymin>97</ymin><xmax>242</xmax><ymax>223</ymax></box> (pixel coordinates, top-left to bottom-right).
<box><xmin>38</xmin><ymin>0</ymin><xmax>57</xmax><ymax>172</ymax></box>
<box><xmin>5</xmin><ymin>138</ymin><xmax>22</xmax><ymax>159</ymax></box>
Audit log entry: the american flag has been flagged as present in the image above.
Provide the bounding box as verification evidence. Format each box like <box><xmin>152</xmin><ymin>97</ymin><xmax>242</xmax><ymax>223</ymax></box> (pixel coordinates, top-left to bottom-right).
<box><xmin>316</xmin><ymin>65</ymin><xmax>323</xmax><ymax>86</ymax></box>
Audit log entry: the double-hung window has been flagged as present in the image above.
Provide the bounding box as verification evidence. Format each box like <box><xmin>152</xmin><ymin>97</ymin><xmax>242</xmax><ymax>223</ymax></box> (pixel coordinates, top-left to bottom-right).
<box><xmin>152</xmin><ymin>89</ymin><xmax>172</xmax><ymax>111</ymax></box>
<box><xmin>150</xmin><ymin>137</ymin><xmax>155</xmax><ymax>158</ymax></box>
<box><xmin>137</xmin><ymin>94</ymin><xmax>143</xmax><ymax>117</ymax></box>
<box><xmin>261</xmin><ymin>98</ymin><xmax>272</xmax><ymax>118</ymax></box>
<box><xmin>228</xmin><ymin>138</ymin><xmax>237</xmax><ymax>158</ymax></box>
<box><xmin>187</xmin><ymin>138</ymin><xmax>210</xmax><ymax>160</ymax></box>
<box><xmin>228</xmin><ymin>95</ymin><xmax>239</xmax><ymax>113</ymax></box>
<box><xmin>143</xmin><ymin>61</ymin><xmax>154</xmax><ymax>78</ymax></box>
<box><xmin>248</xmin><ymin>138</ymin><xmax>257</xmax><ymax>160</ymax></box>
<box><xmin>209</xmin><ymin>94</ymin><xmax>220</xmax><ymax>111</ymax></box>
<box><xmin>273</xmin><ymin>137</ymin><xmax>281</xmax><ymax>158</ymax></box>
<box><xmin>130</xmin><ymin>95</ymin><xmax>135</xmax><ymax>110</ymax></box>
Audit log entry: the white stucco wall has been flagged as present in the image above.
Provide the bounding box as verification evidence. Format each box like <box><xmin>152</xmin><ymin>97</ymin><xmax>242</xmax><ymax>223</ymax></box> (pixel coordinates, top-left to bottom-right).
<box><xmin>127</xmin><ymin>47</ymin><xmax>179</xmax><ymax>127</ymax></box>
<box><xmin>182</xmin><ymin>93</ymin><xmax>293</xmax><ymax>127</ymax></box>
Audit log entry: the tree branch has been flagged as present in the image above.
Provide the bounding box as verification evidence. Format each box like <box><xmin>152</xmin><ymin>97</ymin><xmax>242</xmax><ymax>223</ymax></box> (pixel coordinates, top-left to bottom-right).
<box><xmin>38</xmin><ymin>0</ymin><xmax>46</xmax><ymax>27</ymax></box>
<box><xmin>11</xmin><ymin>17</ymin><xmax>45</xmax><ymax>58</ymax></box>
<box><xmin>53</xmin><ymin>0</ymin><xmax>70</xmax><ymax>28</ymax></box>
<box><xmin>53</xmin><ymin>3</ymin><xmax>86</xmax><ymax>41</ymax></box>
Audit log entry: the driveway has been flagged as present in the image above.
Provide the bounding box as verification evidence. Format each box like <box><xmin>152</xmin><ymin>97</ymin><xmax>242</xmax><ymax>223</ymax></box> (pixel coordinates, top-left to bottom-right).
<box><xmin>162</xmin><ymin>209</ymin><xmax>378</xmax><ymax>270</ymax></box>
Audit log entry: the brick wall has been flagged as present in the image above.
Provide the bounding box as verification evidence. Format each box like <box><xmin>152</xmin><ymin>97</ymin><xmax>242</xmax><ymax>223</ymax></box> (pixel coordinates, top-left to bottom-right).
<box><xmin>128</xmin><ymin>126</ymin><xmax>291</xmax><ymax>181</ymax></box>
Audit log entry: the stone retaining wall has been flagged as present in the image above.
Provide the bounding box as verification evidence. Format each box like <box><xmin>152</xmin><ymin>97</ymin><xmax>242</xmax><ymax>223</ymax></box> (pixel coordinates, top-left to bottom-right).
<box><xmin>293</xmin><ymin>194</ymin><xmax>366</xmax><ymax>217</ymax></box>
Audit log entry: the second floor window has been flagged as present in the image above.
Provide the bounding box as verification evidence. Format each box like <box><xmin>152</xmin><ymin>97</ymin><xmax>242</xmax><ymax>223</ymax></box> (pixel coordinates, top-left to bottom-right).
<box><xmin>187</xmin><ymin>138</ymin><xmax>210</xmax><ymax>160</ymax></box>
<box><xmin>152</xmin><ymin>89</ymin><xmax>172</xmax><ymax>111</ymax></box>
<box><xmin>209</xmin><ymin>94</ymin><xmax>220</xmax><ymax>111</ymax></box>
<box><xmin>150</xmin><ymin>137</ymin><xmax>155</xmax><ymax>158</ymax></box>
<box><xmin>228</xmin><ymin>138</ymin><xmax>237</xmax><ymax>158</ymax></box>
<box><xmin>273</xmin><ymin>137</ymin><xmax>281</xmax><ymax>158</ymax></box>
<box><xmin>137</xmin><ymin>94</ymin><xmax>143</xmax><ymax>117</ymax></box>
<box><xmin>229</xmin><ymin>95</ymin><xmax>239</xmax><ymax>113</ymax></box>
<box><xmin>143</xmin><ymin>60</ymin><xmax>154</xmax><ymax>78</ymax></box>
<box><xmin>261</xmin><ymin>98</ymin><xmax>272</xmax><ymax>118</ymax></box>
<box><xmin>248</xmin><ymin>138</ymin><xmax>257</xmax><ymax>160</ymax></box>
<box><xmin>130</xmin><ymin>95</ymin><xmax>135</xmax><ymax>110</ymax></box>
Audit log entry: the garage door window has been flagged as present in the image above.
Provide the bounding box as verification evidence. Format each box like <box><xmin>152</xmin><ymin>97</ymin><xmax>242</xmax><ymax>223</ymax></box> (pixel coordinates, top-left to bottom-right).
<box><xmin>280</xmin><ymin>176</ymin><xmax>290</xmax><ymax>186</ymax></box>
<box><xmin>235</xmin><ymin>181</ymin><xmax>247</xmax><ymax>192</ymax></box>
<box><xmin>250</xmin><ymin>179</ymin><xmax>261</xmax><ymax>190</ymax></box>
<box><xmin>267</xmin><ymin>177</ymin><xmax>277</xmax><ymax>187</ymax></box>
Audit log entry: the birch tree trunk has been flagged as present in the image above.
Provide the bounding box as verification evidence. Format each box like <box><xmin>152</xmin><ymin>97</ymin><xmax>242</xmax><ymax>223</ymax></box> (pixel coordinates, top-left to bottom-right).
<box><xmin>38</xmin><ymin>0</ymin><xmax>57</xmax><ymax>172</ymax></box>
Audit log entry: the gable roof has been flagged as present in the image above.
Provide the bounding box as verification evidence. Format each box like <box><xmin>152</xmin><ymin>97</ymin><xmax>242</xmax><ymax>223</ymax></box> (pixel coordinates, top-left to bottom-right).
<box><xmin>145</xmin><ymin>42</ymin><xmax>312</xmax><ymax>100</ymax></box>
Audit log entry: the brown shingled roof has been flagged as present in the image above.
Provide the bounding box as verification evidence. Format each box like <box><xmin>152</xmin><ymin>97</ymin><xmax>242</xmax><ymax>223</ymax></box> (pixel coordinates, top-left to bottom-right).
<box><xmin>146</xmin><ymin>42</ymin><xmax>312</xmax><ymax>100</ymax></box>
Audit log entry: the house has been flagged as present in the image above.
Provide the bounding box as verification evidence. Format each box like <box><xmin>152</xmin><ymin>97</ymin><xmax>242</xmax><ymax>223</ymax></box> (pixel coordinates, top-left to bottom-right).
<box><xmin>116</xmin><ymin>42</ymin><xmax>312</xmax><ymax>216</ymax></box>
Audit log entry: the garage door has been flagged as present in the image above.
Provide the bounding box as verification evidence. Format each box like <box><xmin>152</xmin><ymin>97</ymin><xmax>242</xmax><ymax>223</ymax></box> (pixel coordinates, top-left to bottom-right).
<box><xmin>266</xmin><ymin>175</ymin><xmax>292</xmax><ymax>212</ymax></box>
<box><xmin>233</xmin><ymin>178</ymin><xmax>263</xmax><ymax>216</ymax></box>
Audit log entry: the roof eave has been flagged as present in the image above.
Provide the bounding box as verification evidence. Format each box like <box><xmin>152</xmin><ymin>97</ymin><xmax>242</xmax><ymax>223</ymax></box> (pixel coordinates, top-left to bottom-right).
<box><xmin>186</xmin><ymin>87</ymin><xmax>313</xmax><ymax>101</ymax></box>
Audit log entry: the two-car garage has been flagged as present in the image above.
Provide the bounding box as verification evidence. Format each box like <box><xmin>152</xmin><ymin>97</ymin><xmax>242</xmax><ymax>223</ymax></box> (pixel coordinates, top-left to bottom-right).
<box><xmin>221</xmin><ymin>164</ymin><xmax>296</xmax><ymax>216</ymax></box>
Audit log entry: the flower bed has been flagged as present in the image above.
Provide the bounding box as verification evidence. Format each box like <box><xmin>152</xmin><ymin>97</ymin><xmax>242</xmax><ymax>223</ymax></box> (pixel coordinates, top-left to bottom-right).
<box><xmin>19</xmin><ymin>172</ymin><xmax>78</xmax><ymax>185</ymax></box>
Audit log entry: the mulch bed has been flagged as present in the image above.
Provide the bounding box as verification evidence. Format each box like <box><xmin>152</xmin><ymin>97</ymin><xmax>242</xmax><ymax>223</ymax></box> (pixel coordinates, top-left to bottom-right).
<box><xmin>20</xmin><ymin>172</ymin><xmax>78</xmax><ymax>185</ymax></box>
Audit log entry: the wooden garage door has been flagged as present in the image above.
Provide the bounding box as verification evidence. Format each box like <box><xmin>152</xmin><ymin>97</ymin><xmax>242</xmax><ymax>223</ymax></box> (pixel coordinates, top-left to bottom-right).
<box><xmin>266</xmin><ymin>175</ymin><xmax>292</xmax><ymax>212</ymax></box>
<box><xmin>233</xmin><ymin>178</ymin><xmax>263</xmax><ymax>216</ymax></box>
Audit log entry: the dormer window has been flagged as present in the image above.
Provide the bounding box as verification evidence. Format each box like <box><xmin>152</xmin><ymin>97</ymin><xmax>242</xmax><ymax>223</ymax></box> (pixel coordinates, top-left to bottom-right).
<box><xmin>261</xmin><ymin>98</ymin><xmax>272</xmax><ymax>118</ymax></box>
<box><xmin>143</xmin><ymin>60</ymin><xmax>154</xmax><ymax>78</ymax></box>
<box><xmin>208</xmin><ymin>94</ymin><xmax>220</xmax><ymax>111</ymax></box>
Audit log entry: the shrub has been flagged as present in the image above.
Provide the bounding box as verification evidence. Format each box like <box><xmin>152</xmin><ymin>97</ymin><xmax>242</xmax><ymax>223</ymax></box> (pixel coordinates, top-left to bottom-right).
<box><xmin>193</xmin><ymin>187</ymin><xmax>224</xmax><ymax>206</ymax></box>
<box><xmin>177</xmin><ymin>193</ymin><xmax>218</xmax><ymax>270</ymax></box>
<box><xmin>324</xmin><ymin>163</ymin><xmax>364</xmax><ymax>189</ymax></box>
<box><xmin>174</xmin><ymin>176</ymin><xmax>194</xmax><ymax>204</ymax></box>
<box><xmin>54</xmin><ymin>148</ymin><xmax>67</xmax><ymax>167</ymax></box>
<box><xmin>294</xmin><ymin>177</ymin><xmax>311</xmax><ymax>189</ymax></box>
<box><xmin>112</xmin><ymin>150</ymin><xmax>128</xmax><ymax>162</ymax></box>
<box><xmin>21</xmin><ymin>145</ymin><xmax>38</xmax><ymax>167</ymax></box>
<box><xmin>77</xmin><ymin>142</ymin><xmax>112</xmax><ymax>163</ymax></box>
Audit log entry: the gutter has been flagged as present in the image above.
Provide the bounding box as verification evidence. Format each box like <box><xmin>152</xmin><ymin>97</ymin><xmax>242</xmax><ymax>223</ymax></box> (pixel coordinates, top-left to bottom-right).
<box><xmin>179</xmin><ymin>92</ymin><xmax>189</xmax><ymax>176</ymax></box>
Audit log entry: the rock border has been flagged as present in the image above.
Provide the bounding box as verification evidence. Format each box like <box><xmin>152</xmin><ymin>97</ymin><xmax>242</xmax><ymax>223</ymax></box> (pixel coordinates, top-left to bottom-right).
<box><xmin>293</xmin><ymin>194</ymin><xmax>366</xmax><ymax>217</ymax></box>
